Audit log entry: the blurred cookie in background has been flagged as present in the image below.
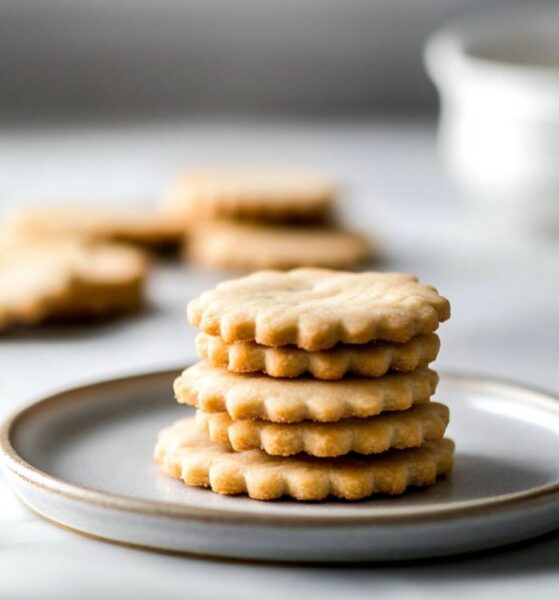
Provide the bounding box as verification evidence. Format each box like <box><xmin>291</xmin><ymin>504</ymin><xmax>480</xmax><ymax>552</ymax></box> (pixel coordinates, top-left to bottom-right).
<box><xmin>0</xmin><ymin>237</ymin><xmax>148</xmax><ymax>332</ymax></box>
<box><xmin>163</xmin><ymin>165</ymin><xmax>336</xmax><ymax>225</ymax></box>
<box><xmin>164</xmin><ymin>164</ymin><xmax>375</xmax><ymax>271</ymax></box>
<box><xmin>5</xmin><ymin>204</ymin><xmax>183</xmax><ymax>251</ymax></box>
<box><xmin>187</xmin><ymin>221</ymin><xmax>372</xmax><ymax>271</ymax></box>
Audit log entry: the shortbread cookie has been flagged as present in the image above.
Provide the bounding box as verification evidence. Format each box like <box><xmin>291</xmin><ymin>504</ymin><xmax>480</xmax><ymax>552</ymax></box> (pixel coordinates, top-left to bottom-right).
<box><xmin>198</xmin><ymin>401</ymin><xmax>449</xmax><ymax>457</ymax></box>
<box><xmin>196</xmin><ymin>332</ymin><xmax>439</xmax><ymax>379</ymax></box>
<box><xmin>155</xmin><ymin>417</ymin><xmax>454</xmax><ymax>500</ymax></box>
<box><xmin>188</xmin><ymin>268</ymin><xmax>450</xmax><ymax>350</ymax></box>
<box><xmin>187</xmin><ymin>222</ymin><xmax>371</xmax><ymax>271</ymax></box>
<box><xmin>6</xmin><ymin>205</ymin><xmax>183</xmax><ymax>248</ymax></box>
<box><xmin>163</xmin><ymin>166</ymin><xmax>336</xmax><ymax>224</ymax></box>
<box><xmin>174</xmin><ymin>362</ymin><xmax>438</xmax><ymax>422</ymax></box>
<box><xmin>0</xmin><ymin>239</ymin><xmax>147</xmax><ymax>331</ymax></box>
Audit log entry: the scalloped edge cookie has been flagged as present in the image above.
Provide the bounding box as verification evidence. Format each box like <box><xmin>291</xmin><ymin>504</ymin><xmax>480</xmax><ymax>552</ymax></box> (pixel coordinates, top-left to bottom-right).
<box><xmin>196</xmin><ymin>332</ymin><xmax>440</xmax><ymax>379</ymax></box>
<box><xmin>163</xmin><ymin>165</ymin><xmax>336</xmax><ymax>224</ymax></box>
<box><xmin>197</xmin><ymin>402</ymin><xmax>449</xmax><ymax>457</ymax></box>
<box><xmin>174</xmin><ymin>362</ymin><xmax>438</xmax><ymax>423</ymax></box>
<box><xmin>6</xmin><ymin>204</ymin><xmax>183</xmax><ymax>248</ymax></box>
<box><xmin>187</xmin><ymin>268</ymin><xmax>450</xmax><ymax>350</ymax></box>
<box><xmin>154</xmin><ymin>417</ymin><xmax>455</xmax><ymax>500</ymax></box>
<box><xmin>187</xmin><ymin>222</ymin><xmax>372</xmax><ymax>271</ymax></box>
<box><xmin>0</xmin><ymin>239</ymin><xmax>147</xmax><ymax>331</ymax></box>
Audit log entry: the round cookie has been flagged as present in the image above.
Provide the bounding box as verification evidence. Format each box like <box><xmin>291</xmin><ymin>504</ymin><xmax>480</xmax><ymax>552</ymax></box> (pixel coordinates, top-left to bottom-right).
<box><xmin>154</xmin><ymin>417</ymin><xmax>455</xmax><ymax>501</ymax></box>
<box><xmin>197</xmin><ymin>402</ymin><xmax>449</xmax><ymax>457</ymax></box>
<box><xmin>188</xmin><ymin>268</ymin><xmax>451</xmax><ymax>350</ymax></box>
<box><xmin>6</xmin><ymin>204</ymin><xmax>183</xmax><ymax>248</ymax></box>
<box><xmin>163</xmin><ymin>166</ymin><xmax>336</xmax><ymax>224</ymax></box>
<box><xmin>196</xmin><ymin>332</ymin><xmax>440</xmax><ymax>379</ymax></box>
<box><xmin>174</xmin><ymin>362</ymin><xmax>438</xmax><ymax>423</ymax></box>
<box><xmin>0</xmin><ymin>239</ymin><xmax>147</xmax><ymax>331</ymax></box>
<box><xmin>187</xmin><ymin>222</ymin><xmax>372</xmax><ymax>271</ymax></box>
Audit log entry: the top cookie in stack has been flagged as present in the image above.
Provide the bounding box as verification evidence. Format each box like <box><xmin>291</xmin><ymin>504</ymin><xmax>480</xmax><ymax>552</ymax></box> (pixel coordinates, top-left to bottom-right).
<box><xmin>188</xmin><ymin>269</ymin><xmax>450</xmax><ymax>351</ymax></box>
<box><xmin>162</xmin><ymin>166</ymin><xmax>372</xmax><ymax>270</ymax></box>
<box><xmin>156</xmin><ymin>268</ymin><xmax>453</xmax><ymax>501</ymax></box>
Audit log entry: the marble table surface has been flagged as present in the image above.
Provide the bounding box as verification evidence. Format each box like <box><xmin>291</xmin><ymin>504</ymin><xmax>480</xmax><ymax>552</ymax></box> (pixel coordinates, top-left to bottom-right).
<box><xmin>1</xmin><ymin>119</ymin><xmax>558</xmax><ymax>599</ymax></box>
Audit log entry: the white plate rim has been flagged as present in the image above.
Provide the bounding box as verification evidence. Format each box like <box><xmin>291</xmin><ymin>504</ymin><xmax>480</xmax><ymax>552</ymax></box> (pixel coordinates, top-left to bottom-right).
<box><xmin>2</xmin><ymin>367</ymin><xmax>559</xmax><ymax>528</ymax></box>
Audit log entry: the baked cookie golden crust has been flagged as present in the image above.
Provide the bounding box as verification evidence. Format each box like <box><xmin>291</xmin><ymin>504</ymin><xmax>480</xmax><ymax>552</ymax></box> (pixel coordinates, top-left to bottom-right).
<box><xmin>0</xmin><ymin>239</ymin><xmax>147</xmax><ymax>331</ymax></box>
<box><xmin>6</xmin><ymin>204</ymin><xmax>183</xmax><ymax>248</ymax></box>
<box><xmin>198</xmin><ymin>402</ymin><xmax>449</xmax><ymax>457</ymax></box>
<box><xmin>187</xmin><ymin>222</ymin><xmax>371</xmax><ymax>271</ymax></box>
<box><xmin>174</xmin><ymin>362</ymin><xmax>438</xmax><ymax>423</ymax></box>
<box><xmin>188</xmin><ymin>268</ymin><xmax>450</xmax><ymax>350</ymax></box>
<box><xmin>196</xmin><ymin>332</ymin><xmax>440</xmax><ymax>380</ymax></box>
<box><xmin>154</xmin><ymin>417</ymin><xmax>454</xmax><ymax>500</ymax></box>
<box><xmin>163</xmin><ymin>166</ymin><xmax>336</xmax><ymax>224</ymax></box>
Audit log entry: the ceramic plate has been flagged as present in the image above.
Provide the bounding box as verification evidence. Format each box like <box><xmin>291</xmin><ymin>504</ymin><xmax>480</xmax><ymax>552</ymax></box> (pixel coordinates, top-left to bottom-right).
<box><xmin>2</xmin><ymin>368</ymin><xmax>559</xmax><ymax>562</ymax></box>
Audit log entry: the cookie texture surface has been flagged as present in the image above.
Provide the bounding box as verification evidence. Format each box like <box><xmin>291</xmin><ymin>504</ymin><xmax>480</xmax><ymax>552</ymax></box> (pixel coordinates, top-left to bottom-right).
<box><xmin>163</xmin><ymin>166</ymin><xmax>336</xmax><ymax>224</ymax></box>
<box><xmin>188</xmin><ymin>222</ymin><xmax>371</xmax><ymax>271</ymax></box>
<box><xmin>174</xmin><ymin>362</ymin><xmax>438</xmax><ymax>422</ymax></box>
<box><xmin>198</xmin><ymin>401</ymin><xmax>449</xmax><ymax>457</ymax></box>
<box><xmin>7</xmin><ymin>204</ymin><xmax>183</xmax><ymax>248</ymax></box>
<box><xmin>154</xmin><ymin>417</ymin><xmax>454</xmax><ymax>500</ymax></box>
<box><xmin>0</xmin><ymin>239</ymin><xmax>147</xmax><ymax>331</ymax></box>
<box><xmin>188</xmin><ymin>268</ymin><xmax>450</xmax><ymax>350</ymax></box>
<box><xmin>196</xmin><ymin>332</ymin><xmax>440</xmax><ymax>380</ymax></box>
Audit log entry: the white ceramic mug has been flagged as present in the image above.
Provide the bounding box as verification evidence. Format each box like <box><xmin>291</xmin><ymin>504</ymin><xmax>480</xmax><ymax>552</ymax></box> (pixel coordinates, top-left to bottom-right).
<box><xmin>425</xmin><ymin>9</ymin><xmax>559</xmax><ymax>234</ymax></box>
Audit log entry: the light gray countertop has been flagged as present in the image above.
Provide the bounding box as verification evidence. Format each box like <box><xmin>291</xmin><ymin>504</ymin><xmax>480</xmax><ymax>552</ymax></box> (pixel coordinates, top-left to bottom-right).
<box><xmin>1</xmin><ymin>119</ymin><xmax>558</xmax><ymax>599</ymax></box>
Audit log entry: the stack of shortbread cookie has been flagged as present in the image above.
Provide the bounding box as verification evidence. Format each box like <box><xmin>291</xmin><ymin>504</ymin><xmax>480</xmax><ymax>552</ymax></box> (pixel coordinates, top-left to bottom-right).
<box><xmin>155</xmin><ymin>268</ymin><xmax>453</xmax><ymax>501</ymax></box>
<box><xmin>162</xmin><ymin>166</ymin><xmax>372</xmax><ymax>270</ymax></box>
